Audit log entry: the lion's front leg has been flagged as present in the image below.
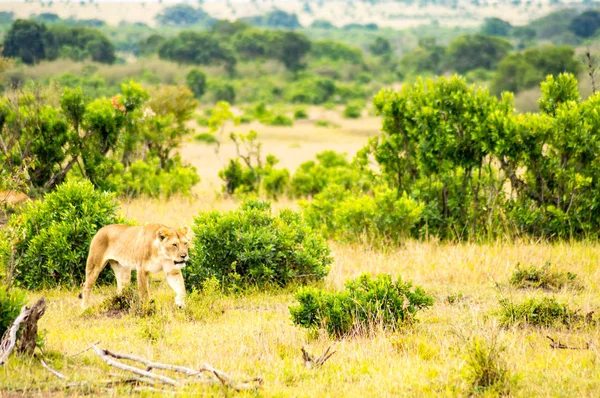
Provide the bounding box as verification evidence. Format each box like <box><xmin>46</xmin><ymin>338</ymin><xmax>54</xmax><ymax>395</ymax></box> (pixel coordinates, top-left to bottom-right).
<box><xmin>137</xmin><ymin>268</ymin><xmax>150</xmax><ymax>303</ymax></box>
<box><xmin>166</xmin><ymin>270</ymin><xmax>186</xmax><ymax>307</ymax></box>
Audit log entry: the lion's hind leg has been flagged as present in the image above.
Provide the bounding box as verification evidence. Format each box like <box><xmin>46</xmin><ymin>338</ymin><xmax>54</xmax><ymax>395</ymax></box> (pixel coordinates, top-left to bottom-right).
<box><xmin>81</xmin><ymin>249</ymin><xmax>109</xmax><ymax>310</ymax></box>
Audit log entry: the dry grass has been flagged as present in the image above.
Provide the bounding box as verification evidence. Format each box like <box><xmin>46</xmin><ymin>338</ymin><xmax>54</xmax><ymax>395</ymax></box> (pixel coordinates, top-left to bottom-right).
<box><xmin>1</xmin><ymin>241</ymin><xmax>600</xmax><ymax>396</ymax></box>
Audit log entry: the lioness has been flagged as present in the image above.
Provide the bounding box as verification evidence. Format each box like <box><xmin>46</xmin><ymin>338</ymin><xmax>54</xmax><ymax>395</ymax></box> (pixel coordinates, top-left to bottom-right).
<box><xmin>81</xmin><ymin>224</ymin><xmax>190</xmax><ymax>309</ymax></box>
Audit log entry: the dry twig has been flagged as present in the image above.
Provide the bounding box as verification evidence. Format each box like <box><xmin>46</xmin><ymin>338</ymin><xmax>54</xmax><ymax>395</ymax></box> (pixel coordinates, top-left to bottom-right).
<box><xmin>301</xmin><ymin>345</ymin><xmax>336</xmax><ymax>369</ymax></box>
<box><xmin>40</xmin><ymin>358</ymin><xmax>68</xmax><ymax>380</ymax></box>
<box><xmin>546</xmin><ymin>336</ymin><xmax>590</xmax><ymax>350</ymax></box>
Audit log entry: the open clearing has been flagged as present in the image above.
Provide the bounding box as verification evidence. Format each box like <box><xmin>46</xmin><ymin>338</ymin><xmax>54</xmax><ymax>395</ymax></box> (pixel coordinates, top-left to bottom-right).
<box><xmin>2</xmin><ymin>118</ymin><xmax>600</xmax><ymax>396</ymax></box>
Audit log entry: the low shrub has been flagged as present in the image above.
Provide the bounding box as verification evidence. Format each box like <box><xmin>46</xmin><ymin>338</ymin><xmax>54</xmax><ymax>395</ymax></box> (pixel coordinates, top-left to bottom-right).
<box><xmin>184</xmin><ymin>199</ymin><xmax>332</xmax><ymax>291</ymax></box>
<box><xmin>343</xmin><ymin>103</ymin><xmax>362</xmax><ymax>118</ymax></box>
<box><xmin>289</xmin><ymin>273</ymin><xmax>434</xmax><ymax>337</ymax></box>
<box><xmin>264</xmin><ymin>114</ymin><xmax>294</xmax><ymax>126</ymax></box>
<box><xmin>301</xmin><ymin>185</ymin><xmax>423</xmax><ymax>243</ymax></box>
<box><xmin>463</xmin><ymin>336</ymin><xmax>512</xmax><ymax>395</ymax></box>
<box><xmin>509</xmin><ymin>262</ymin><xmax>580</xmax><ymax>291</ymax></box>
<box><xmin>0</xmin><ymin>286</ymin><xmax>27</xmax><ymax>337</ymax></box>
<box><xmin>498</xmin><ymin>297</ymin><xmax>579</xmax><ymax>328</ymax></box>
<box><xmin>294</xmin><ymin>107</ymin><xmax>308</xmax><ymax>119</ymax></box>
<box><xmin>195</xmin><ymin>132</ymin><xmax>218</xmax><ymax>144</ymax></box>
<box><xmin>0</xmin><ymin>180</ymin><xmax>125</xmax><ymax>290</ymax></box>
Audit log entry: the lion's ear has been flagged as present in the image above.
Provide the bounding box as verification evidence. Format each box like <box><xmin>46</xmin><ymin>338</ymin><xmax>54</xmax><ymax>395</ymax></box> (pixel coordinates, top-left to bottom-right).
<box><xmin>180</xmin><ymin>226</ymin><xmax>190</xmax><ymax>237</ymax></box>
<box><xmin>156</xmin><ymin>227</ymin><xmax>171</xmax><ymax>241</ymax></box>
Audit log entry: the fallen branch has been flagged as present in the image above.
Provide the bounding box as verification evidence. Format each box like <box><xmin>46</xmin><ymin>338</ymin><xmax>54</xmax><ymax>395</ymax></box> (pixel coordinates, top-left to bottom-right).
<box><xmin>92</xmin><ymin>346</ymin><xmax>262</xmax><ymax>391</ymax></box>
<box><xmin>546</xmin><ymin>336</ymin><xmax>590</xmax><ymax>350</ymax></box>
<box><xmin>40</xmin><ymin>358</ymin><xmax>68</xmax><ymax>380</ymax></box>
<box><xmin>69</xmin><ymin>340</ymin><xmax>102</xmax><ymax>358</ymax></box>
<box><xmin>92</xmin><ymin>345</ymin><xmax>179</xmax><ymax>386</ymax></box>
<box><xmin>301</xmin><ymin>345</ymin><xmax>336</xmax><ymax>369</ymax></box>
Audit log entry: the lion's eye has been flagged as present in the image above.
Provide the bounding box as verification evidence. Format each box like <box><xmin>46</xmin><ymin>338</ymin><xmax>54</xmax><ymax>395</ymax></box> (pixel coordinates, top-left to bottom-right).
<box><xmin>173</xmin><ymin>243</ymin><xmax>178</xmax><ymax>248</ymax></box>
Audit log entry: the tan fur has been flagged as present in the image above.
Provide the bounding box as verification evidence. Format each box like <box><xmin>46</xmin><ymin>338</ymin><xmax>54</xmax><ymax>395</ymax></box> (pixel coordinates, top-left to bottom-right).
<box><xmin>81</xmin><ymin>223</ymin><xmax>190</xmax><ymax>309</ymax></box>
<box><xmin>0</xmin><ymin>190</ymin><xmax>31</xmax><ymax>207</ymax></box>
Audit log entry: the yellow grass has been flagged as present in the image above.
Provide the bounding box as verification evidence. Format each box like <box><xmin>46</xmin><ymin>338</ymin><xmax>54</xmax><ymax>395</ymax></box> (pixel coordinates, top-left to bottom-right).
<box><xmin>2</xmin><ymin>115</ymin><xmax>600</xmax><ymax>397</ymax></box>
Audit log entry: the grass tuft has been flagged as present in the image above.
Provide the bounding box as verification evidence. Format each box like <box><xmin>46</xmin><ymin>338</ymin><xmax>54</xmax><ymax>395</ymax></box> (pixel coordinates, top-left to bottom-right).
<box><xmin>463</xmin><ymin>335</ymin><xmax>513</xmax><ymax>395</ymax></box>
<box><xmin>509</xmin><ymin>262</ymin><xmax>581</xmax><ymax>291</ymax></box>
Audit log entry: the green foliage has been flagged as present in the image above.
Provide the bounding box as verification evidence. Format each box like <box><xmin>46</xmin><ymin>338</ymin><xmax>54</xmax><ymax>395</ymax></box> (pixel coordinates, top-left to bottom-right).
<box><xmin>569</xmin><ymin>10</ymin><xmax>600</xmax><ymax>38</ymax></box>
<box><xmin>289</xmin><ymin>274</ymin><xmax>433</xmax><ymax>337</ymax></box>
<box><xmin>310</xmin><ymin>40</ymin><xmax>364</xmax><ymax>64</ymax></box>
<box><xmin>446</xmin><ymin>34</ymin><xmax>512</xmax><ymax>73</ymax></box>
<box><xmin>343</xmin><ymin>103</ymin><xmax>362</xmax><ymax>118</ymax></box>
<box><xmin>185</xmin><ymin>69</ymin><xmax>207</xmax><ymax>99</ymax></box>
<box><xmin>184</xmin><ymin>199</ymin><xmax>332</xmax><ymax>290</ymax></box>
<box><xmin>480</xmin><ymin>17</ymin><xmax>512</xmax><ymax>37</ymax></box>
<box><xmin>293</xmin><ymin>107</ymin><xmax>308</xmax><ymax>119</ymax></box>
<box><xmin>210</xmin><ymin>80</ymin><xmax>236</xmax><ymax>104</ymax></box>
<box><xmin>0</xmin><ymin>180</ymin><xmax>123</xmax><ymax>290</ymax></box>
<box><xmin>462</xmin><ymin>336</ymin><xmax>512</xmax><ymax>395</ymax></box>
<box><xmin>509</xmin><ymin>262</ymin><xmax>579</xmax><ymax>291</ymax></box>
<box><xmin>263</xmin><ymin>114</ymin><xmax>293</xmax><ymax>126</ymax></box>
<box><xmin>241</xmin><ymin>9</ymin><xmax>301</xmax><ymax>29</ymax></box>
<box><xmin>491</xmin><ymin>45</ymin><xmax>580</xmax><ymax>95</ymax></box>
<box><xmin>498</xmin><ymin>297</ymin><xmax>579</xmax><ymax>328</ymax></box>
<box><xmin>0</xmin><ymin>286</ymin><xmax>27</xmax><ymax>338</ymax></box>
<box><xmin>155</xmin><ymin>4</ymin><xmax>216</xmax><ymax>27</ymax></box>
<box><xmin>286</xmin><ymin>77</ymin><xmax>336</xmax><ymax>104</ymax></box>
<box><xmin>369</xmin><ymin>37</ymin><xmax>391</xmax><ymax>56</ymax></box>
<box><xmin>2</xmin><ymin>19</ymin><xmax>47</xmax><ymax>65</ymax></box>
<box><xmin>158</xmin><ymin>31</ymin><xmax>236</xmax><ymax>73</ymax></box>
<box><xmin>138</xmin><ymin>34</ymin><xmax>165</xmax><ymax>56</ymax></box>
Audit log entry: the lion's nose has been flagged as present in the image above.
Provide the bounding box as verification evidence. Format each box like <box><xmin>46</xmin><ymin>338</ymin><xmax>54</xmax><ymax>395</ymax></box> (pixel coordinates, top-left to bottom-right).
<box><xmin>180</xmin><ymin>254</ymin><xmax>187</xmax><ymax>259</ymax></box>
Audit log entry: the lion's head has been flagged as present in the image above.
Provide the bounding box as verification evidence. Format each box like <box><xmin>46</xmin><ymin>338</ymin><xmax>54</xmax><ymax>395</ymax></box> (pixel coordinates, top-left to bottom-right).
<box><xmin>157</xmin><ymin>226</ymin><xmax>190</xmax><ymax>268</ymax></box>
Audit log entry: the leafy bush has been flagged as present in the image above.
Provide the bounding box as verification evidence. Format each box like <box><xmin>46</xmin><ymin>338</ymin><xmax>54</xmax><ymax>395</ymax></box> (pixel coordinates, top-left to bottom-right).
<box><xmin>290</xmin><ymin>274</ymin><xmax>434</xmax><ymax>337</ymax></box>
<box><xmin>301</xmin><ymin>185</ymin><xmax>423</xmax><ymax>242</ymax></box>
<box><xmin>293</xmin><ymin>107</ymin><xmax>308</xmax><ymax>119</ymax></box>
<box><xmin>463</xmin><ymin>336</ymin><xmax>512</xmax><ymax>395</ymax></box>
<box><xmin>343</xmin><ymin>103</ymin><xmax>362</xmax><ymax>118</ymax></box>
<box><xmin>509</xmin><ymin>262</ymin><xmax>580</xmax><ymax>291</ymax></box>
<box><xmin>106</xmin><ymin>157</ymin><xmax>200</xmax><ymax>198</ymax></box>
<box><xmin>184</xmin><ymin>199</ymin><xmax>332</xmax><ymax>291</ymax></box>
<box><xmin>498</xmin><ymin>297</ymin><xmax>579</xmax><ymax>328</ymax></box>
<box><xmin>0</xmin><ymin>286</ymin><xmax>27</xmax><ymax>337</ymax></box>
<box><xmin>264</xmin><ymin>114</ymin><xmax>293</xmax><ymax>126</ymax></box>
<box><xmin>185</xmin><ymin>68</ymin><xmax>207</xmax><ymax>99</ymax></box>
<box><xmin>0</xmin><ymin>180</ymin><xmax>124</xmax><ymax>290</ymax></box>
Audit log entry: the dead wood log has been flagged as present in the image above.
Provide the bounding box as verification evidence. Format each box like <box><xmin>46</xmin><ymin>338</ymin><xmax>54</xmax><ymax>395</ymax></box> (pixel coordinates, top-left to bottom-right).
<box><xmin>0</xmin><ymin>297</ymin><xmax>47</xmax><ymax>365</ymax></box>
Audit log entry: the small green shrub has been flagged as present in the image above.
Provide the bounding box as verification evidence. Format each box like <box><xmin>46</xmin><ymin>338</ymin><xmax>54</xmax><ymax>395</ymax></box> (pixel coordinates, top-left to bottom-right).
<box><xmin>289</xmin><ymin>273</ymin><xmax>434</xmax><ymax>337</ymax></box>
<box><xmin>293</xmin><ymin>107</ymin><xmax>308</xmax><ymax>119</ymax></box>
<box><xmin>315</xmin><ymin>119</ymin><xmax>332</xmax><ymax>127</ymax></box>
<box><xmin>194</xmin><ymin>132</ymin><xmax>218</xmax><ymax>144</ymax></box>
<box><xmin>343</xmin><ymin>103</ymin><xmax>362</xmax><ymax>118</ymax></box>
<box><xmin>0</xmin><ymin>180</ymin><xmax>125</xmax><ymax>290</ymax></box>
<box><xmin>184</xmin><ymin>199</ymin><xmax>332</xmax><ymax>291</ymax></box>
<box><xmin>463</xmin><ymin>336</ymin><xmax>512</xmax><ymax>395</ymax></box>
<box><xmin>0</xmin><ymin>286</ymin><xmax>27</xmax><ymax>337</ymax></box>
<box><xmin>498</xmin><ymin>297</ymin><xmax>579</xmax><ymax>328</ymax></box>
<box><xmin>264</xmin><ymin>114</ymin><xmax>294</xmax><ymax>126</ymax></box>
<box><xmin>509</xmin><ymin>262</ymin><xmax>580</xmax><ymax>291</ymax></box>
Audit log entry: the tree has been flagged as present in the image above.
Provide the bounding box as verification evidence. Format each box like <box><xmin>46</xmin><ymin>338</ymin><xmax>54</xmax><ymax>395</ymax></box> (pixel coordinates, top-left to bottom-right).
<box><xmin>158</xmin><ymin>31</ymin><xmax>236</xmax><ymax>73</ymax></box>
<box><xmin>446</xmin><ymin>34</ymin><xmax>512</xmax><ymax>73</ymax></box>
<box><xmin>271</xmin><ymin>31</ymin><xmax>311</xmax><ymax>72</ymax></box>
<box><xmin>186</xmin><ymin>69</ymin><xmax>207</xmax><ymax>99</ymax></box>
<box><xmin>491</xmin><ymin>45</ymin><xmax>581</xmax><ymax>95</ymax></box>
<box><xmin>400</xmin><ymin>37</ymin><xmax>445</xmax><ymax>75</ymax></box>
<box><xmin>2</xmin><ymin>19</ymin><xmax>47</xmax><ymax>64</ymax></box>
<box><xmin>310</xmin><ymin>40</ymin><xmax>363</xmax><ymax>64</ymax></box>
<box><xmin>211</xmin><ymin>19</ymin><xmax>250</xmax><ymax>37</ymax></box>
<box><xmin>138</xmin><ymin>34</ymin><xmax>165</xmax><ymax>56</ymax></box>
<box><xmin>481</xmin><ymin>17</ymin><xmax>512</xmax><ymax>37</ymax></box>
<box><xmin>242</xmin><ymin>9</ymin><xmax>301</xmax><ymax>29</ymax></box>
<box><xmin>370</xmin><ymin>37</ymin><xmax>391</xmax><ymax>56</ymax></box>
<box><xmin>155</xmin><ymin>4</ymin><xmax>216</xmax><ymax>27</ymax></box>
<box><xmin>569</xmin><ymin>10</ymin><xmax>600</xmax><ymax>38</ymax></box>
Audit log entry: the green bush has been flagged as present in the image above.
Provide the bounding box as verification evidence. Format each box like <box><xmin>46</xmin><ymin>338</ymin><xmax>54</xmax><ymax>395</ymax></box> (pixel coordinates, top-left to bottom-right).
<box><xmin>289</xmin><ymin>274</ymin><xmax>434</xmax><ymax>337</ymax></box>
<box><xmin>343</xmin><ymin>103</ymin><xmax>362</xmax><ymax>118</ymax></box>
<box><xmin>0</xmin><ymin>180</ymin><xmax>124</xmax><ymax>290</ymax></box>
<box><xmin>293</xmin><ymin>107</ymin><xmax>308</xmax><ymax>119</ymax></box>
<box><xmin>264</xmin><ymin>114</ymin><xmax>293</xmax><ymax>126</ymax></box>
<box><xmin>498</xmin><ymin>297</ymin><xmax>579</xmax><ymax>328</ymax></box>
<box><xmin>301</xmin><ymin>185</ymin><xmax>423</xmax><ymax>242</ymax></box>
<box><xmin>106</xmin><ymin>157</ymin><xmax>200</xmax><ymax>198</ymax></box>
<box><xmin>509</xmin><ymin>262</ymin><xmax>580</xmax><ymax>291</ymax></box>
<box><xmin>184</xmin><ymin>199</ymin><xmax>332</xmax><ymax>291</ymax></box>
<box><xmin>0</xmin><ymin>286</ymin><xmax>27</xmax><ymax>337</ymax></box>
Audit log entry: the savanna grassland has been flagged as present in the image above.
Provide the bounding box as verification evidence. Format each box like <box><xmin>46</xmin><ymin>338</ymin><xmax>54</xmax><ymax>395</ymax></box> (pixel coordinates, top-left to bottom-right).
<box><xmin>2</xmin><ymin>120</ymin><xmax>600</xmax><ymax>397</ymax></box>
